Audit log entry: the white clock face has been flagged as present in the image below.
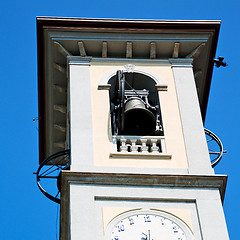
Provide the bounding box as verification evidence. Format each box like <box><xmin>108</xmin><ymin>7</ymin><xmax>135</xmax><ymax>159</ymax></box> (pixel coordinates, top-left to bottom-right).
<box><xmin>106</xmin><ymin>210</ymin><xmax>193</xmax><ymax>240</ymax></box>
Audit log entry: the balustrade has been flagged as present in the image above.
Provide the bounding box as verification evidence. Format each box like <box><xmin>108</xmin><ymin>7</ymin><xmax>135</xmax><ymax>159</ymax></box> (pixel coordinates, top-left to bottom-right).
<box><xmin>113</xmin><ymin>136</ymin><xmax>166</xmax><ymax>154</ymax></box>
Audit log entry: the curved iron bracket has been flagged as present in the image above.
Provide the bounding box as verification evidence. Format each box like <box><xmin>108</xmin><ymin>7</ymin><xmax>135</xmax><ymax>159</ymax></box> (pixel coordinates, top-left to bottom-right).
<box><xmin>35</xmin><ymin>149</ymin><xmax>70</xmax><ymax>204</ymax></box>
<box><xmin>205</xmin><ymin>128</ymin><xmax>226</xmax><ymax>167</ymax></box>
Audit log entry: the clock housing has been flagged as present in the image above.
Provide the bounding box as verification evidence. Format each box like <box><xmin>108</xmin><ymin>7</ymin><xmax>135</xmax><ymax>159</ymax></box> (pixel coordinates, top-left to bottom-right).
<box><xmin>105</xmin><ymin>209</ymin><xmax>194</xmax><ymax>240</ymax></box>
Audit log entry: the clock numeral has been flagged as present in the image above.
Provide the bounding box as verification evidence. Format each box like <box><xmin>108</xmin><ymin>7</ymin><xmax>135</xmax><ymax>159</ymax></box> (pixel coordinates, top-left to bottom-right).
<box><xmin>128</xmin><ymin>217</ymin><xmax>134</xmax><ymax>225</ymax></box>
<box><xmin>144</xmin><ymin>215</ymin><xmax>151</xmax><ymax>222</ymax></box>
<box><xmin>173</xmin><ymin>225</ymin><xmax>178</xmax><ymax>233</ymax></box>
<box><xmin>114</xmin><ymin>236</ymin><xmax>119</xmax><ymax>240</ymax></box>
<box><xmin>117</xmin><ymin>224</ymin><xmax>125</xmax><ymax>232</ymax></box>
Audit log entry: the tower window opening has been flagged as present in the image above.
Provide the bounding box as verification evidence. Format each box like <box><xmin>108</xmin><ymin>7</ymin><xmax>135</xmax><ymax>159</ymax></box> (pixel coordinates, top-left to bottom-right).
<box><xmin>109</xmin><ymin>70</ymin><xmax>164</xmax><ymax>137</ymax></box>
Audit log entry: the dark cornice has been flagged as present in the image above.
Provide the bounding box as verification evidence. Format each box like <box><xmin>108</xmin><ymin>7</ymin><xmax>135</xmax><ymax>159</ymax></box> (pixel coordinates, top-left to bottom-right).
<box><xmin>37</xmin><ymin>17</ymin><xmax>221</xmax><ymax>30</ymax></box>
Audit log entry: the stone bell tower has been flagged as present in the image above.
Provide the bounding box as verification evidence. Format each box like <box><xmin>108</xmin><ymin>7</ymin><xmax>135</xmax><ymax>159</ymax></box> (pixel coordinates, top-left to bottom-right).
<box><xmin>36</xmin><ymin>17</ymin><xmax>229</xmax><ymax>239</ymax></box>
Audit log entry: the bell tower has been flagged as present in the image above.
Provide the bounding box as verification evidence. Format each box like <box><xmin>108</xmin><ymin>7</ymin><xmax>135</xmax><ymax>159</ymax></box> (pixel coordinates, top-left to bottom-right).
<box><xmin>36</xmin><ymin>17</ymin><xmax>229</xmax><ymax>239</ymax></box>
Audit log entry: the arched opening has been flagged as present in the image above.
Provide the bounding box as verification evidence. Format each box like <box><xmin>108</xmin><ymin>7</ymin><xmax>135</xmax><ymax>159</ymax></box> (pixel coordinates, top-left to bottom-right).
<box><xmin>108</xmin><ymin>71</ymin><xmax>164</xmax><ymax>136</ymax></box>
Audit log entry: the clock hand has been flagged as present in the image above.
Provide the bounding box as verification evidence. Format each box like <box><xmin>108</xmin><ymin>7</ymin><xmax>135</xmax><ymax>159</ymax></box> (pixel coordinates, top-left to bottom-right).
<box><xmin>141</xmin><ymin>232</ymin><xmax>148</xmax><ymax>240</ymax></box>
<box><xmin>148</xmin><ymin>230</ymin><xmax>154</xmax><ymax>240</ymax></box>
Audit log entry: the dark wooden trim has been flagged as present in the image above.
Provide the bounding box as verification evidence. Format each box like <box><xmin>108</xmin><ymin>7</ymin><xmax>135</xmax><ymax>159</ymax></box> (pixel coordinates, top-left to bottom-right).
<box><xmin>60</xmin><ymin>170</ymin><xmax>70</xmax><ymax>240</ymax></box>
<box><xmin>36</xmin><ymin>17</ymin><xmax>221</xmax><ymax>30</ymax></box>
<box><xmin>37</xmin><ymin>18</ymin><xmax>46</xmax><ymax>163</ymax></box>
<box><xmin>201</xmin><ymin>26</ymin><xmax>220</xmax><ymax>121</ymax></box>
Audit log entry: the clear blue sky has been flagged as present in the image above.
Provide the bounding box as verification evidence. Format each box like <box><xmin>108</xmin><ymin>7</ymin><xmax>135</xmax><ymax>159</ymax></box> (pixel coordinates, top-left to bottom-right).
<box><xmin>0</xmin><ymin>0</ymin><xmax>239</xmax><ymax>239</ymax></box>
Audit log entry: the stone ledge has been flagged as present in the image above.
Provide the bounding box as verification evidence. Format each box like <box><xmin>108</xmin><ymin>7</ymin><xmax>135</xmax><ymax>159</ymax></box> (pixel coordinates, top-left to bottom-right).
<box><xmin>61</xmin><ymin>171</ymin><xmax>227</xmax><ymax>202</ymax></box>
<box><xmin>109</xmin><ymin>152</ymin><xmax>172</xmax><ymax>159</ymax></box>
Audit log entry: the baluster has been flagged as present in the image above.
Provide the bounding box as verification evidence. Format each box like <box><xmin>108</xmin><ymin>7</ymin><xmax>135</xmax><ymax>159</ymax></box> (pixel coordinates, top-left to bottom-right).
<box><xmin>151</xmin><ymin>139</ymin><xmax>159</xmax><ymax>153</ymax></box>
<box><xmin>141</xmin><ymin>138</ymin><xmax>148</xmax><ymax>153</ymax></box>
<box><xmin>131</xmin><ymin>139</ymin><xmax>138</xmax><ymax>153</ymax></box>
<box><xmin>120</xmin><ymin>138</ymin><xmax>128</xmax><ymax>152</ymax></box>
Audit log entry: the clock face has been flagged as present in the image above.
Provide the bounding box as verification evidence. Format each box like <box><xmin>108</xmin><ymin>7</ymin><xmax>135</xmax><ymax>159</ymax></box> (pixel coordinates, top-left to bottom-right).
<box><xmin>106</xmin><ymin>209</ymin><xmax>193</xmax><ymax>240</ymax></box>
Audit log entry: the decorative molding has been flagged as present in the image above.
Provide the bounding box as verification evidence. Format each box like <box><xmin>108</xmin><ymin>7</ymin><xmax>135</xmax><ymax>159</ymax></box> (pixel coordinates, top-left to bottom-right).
<box><xmin>102</xmin><ymin>41</ymin><xmax>107</xmax><ymax>58</ymax></box>
<box><xmin>155</xmin><ymin>84</ymin><xmax>168</xmax><ymax>91</ymax></box>
<box><xmin>78</xmin><ymin>41</ymin><xmax>87</xmax><ymax>57</ymax></box>
<box><xmin>67</xmin><ymin>56</ymin><xmax>92</xmax><ymax>65</ymax></box>
<box><xmin>169</xmin><ymin>58</ymin><xmax>193</xmax><ymax>68</ymax></box>
<box><xmin>150</xmin><ymin>42</ymin><xmax>156</xmax><ymax>59</ymax></box>
<box><xmin>186</xmin><ymin>43</ymin><xmax>206</xmax><ymax>59</ymax></box>
<box><xmin>53</xmin><ymin>105</ymin><xmax>67</xmax><ymax>114</ymax></box>
<box><xmin>91</xmin><ymin>58</ymin><xmax>170</xmax><ymax>64</ymax></box>
<box><xmin>53</xmin><ymin>84</ymin><xmax>67</xmax><ymax>94</ymax></box>
<box><xmin>54</xmin><ymin>41</ymin><xmax>72</xmax><ymax>57</ymax></box>
<box><xmin>172</xmin><ymin>42</ymin><xmax>180</xmax><ymax>58</ymax></box>
<box><xmin>126</xmin><ymin>42</ymin><xmax>133</xmax><ymax>58</ymax></box>
<box><xmin>98</xmin><ymin>84</ymin><xmax>111</xmax><ymax>90</ymax></box>
<box><xmin>54</xmin><ymin>124</ymin><xmax>66</xmax><ymax>133</ymax></box>
<box><xmin>98</xmin><ymin>66</ymin><xmax>168</xmax><ymax>91</ymax></box>
<box><xmin>61</xmin><ymin>171</ymin><xmax>227</xmax><ymax>202</ymax></box>
<box><xmin>124</xmin><ymin>64</ymin><xmax>135</xmax><ymax>72</ymax></box>
<box><xmin>110</xmin><ymin>152</ymin><xmax>172</xmax><ymax>159</ymax></box>
<box><xmin>54</xmin><ymin>63</ymin><xmax>66</xmax><ymax>73</ymax></box>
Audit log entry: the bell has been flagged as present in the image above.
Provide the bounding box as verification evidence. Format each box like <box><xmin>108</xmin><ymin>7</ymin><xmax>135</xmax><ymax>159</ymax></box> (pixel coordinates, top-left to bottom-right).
<box><xmin>123</xmin><ymin>97</ymin><xmax>156</xmax><ymax>135</ymax></box>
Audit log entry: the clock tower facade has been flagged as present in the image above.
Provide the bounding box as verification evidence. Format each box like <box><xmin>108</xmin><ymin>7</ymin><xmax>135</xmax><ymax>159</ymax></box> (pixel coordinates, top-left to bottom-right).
<box><xmin>37</xmin><ymin>17</ymin><xmax>229</xmax><ymax>240</ymax></box>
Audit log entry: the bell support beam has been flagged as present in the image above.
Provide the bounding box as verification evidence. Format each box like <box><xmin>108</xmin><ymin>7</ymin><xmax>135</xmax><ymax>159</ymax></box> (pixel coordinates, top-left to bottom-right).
<box><xmin>68</xmin><ymin>57</ymin><xmax>94</xmax><ymax>170</ymax></box>
<box><xmin>169</xmin><ymin>58</ymin><xmax>214</xmax><ymax>175</ymax></box>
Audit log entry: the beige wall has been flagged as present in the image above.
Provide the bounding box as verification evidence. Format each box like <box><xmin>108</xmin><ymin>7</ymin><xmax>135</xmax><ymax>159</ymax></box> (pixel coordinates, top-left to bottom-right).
<box><xmin>90</xmin><ymin>61</ymin><xmax>188</xmax><ymax>170</ymax></box>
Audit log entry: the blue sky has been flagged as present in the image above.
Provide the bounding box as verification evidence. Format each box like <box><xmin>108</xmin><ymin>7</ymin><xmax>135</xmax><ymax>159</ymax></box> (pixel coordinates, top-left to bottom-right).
<box><xmin>0</xmin><ymin>0</ymin><xmax>239</xmax><ymax>239</ymax></box>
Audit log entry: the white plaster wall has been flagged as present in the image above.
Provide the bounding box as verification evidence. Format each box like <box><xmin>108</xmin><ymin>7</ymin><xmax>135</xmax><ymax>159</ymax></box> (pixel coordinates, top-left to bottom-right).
<box><xmin>69</xmin><ymin>62</ymin><xmax>94</xmax><ymax>170</ymax></box>
<box><xmin>69</xmin><ymin>183</ymin><xmax>229</xmax><ymax>240</ymax></box>
<box><xmin>170</xmin><ymin>59</ymin><xmax>214</xmax><ymax>174</ymax></box>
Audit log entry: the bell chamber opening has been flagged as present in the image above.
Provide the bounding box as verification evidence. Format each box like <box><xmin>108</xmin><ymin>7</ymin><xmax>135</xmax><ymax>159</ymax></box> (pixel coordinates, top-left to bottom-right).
<box><xmin>109</xmin><ymin>71</ymin><xmax>164</xmax><ymax>137</ymax></box>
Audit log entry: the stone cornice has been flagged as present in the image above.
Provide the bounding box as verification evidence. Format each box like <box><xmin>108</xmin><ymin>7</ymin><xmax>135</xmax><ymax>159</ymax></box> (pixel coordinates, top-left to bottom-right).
<box><xmin>61</xmin><ymin>171</ymin><xmax>227</xmax><ymax>202</ymax></box>
<box><xmin>67</xmin><ymin>56</ymin><xmax>92</xmax><ymax>65</ymax></box>
<box><xmin>169</xmin><ymin>58</ymin><xmax>193</xmax><ymax>68</ymax></box>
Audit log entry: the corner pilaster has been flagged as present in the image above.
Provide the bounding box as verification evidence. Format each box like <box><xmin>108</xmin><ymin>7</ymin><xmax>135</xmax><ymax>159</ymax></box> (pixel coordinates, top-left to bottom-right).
<box><xmin>68</xmin><ymin>57</ymin><xmax>93</xmax><ymax>170</ymax></box>
<box><xmin>169</xmin><ymin>58</ymin><xmax>214</xmax><ymax>175</ymax></box>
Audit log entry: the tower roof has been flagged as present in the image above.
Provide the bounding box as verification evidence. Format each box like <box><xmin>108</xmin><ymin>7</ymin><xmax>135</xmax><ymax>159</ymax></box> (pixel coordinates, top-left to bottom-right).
<box><xmin>37</xmin><ymin>17</ymin><xmax>220</xmax><ymax>163</ymax></box>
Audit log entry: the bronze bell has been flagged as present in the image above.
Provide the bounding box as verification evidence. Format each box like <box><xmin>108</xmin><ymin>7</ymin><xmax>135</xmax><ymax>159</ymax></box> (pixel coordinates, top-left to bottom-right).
<box><xmin>123</xmin><ymin>97</ymin><xmax>156</xmax><ymax>135</ymax></box>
